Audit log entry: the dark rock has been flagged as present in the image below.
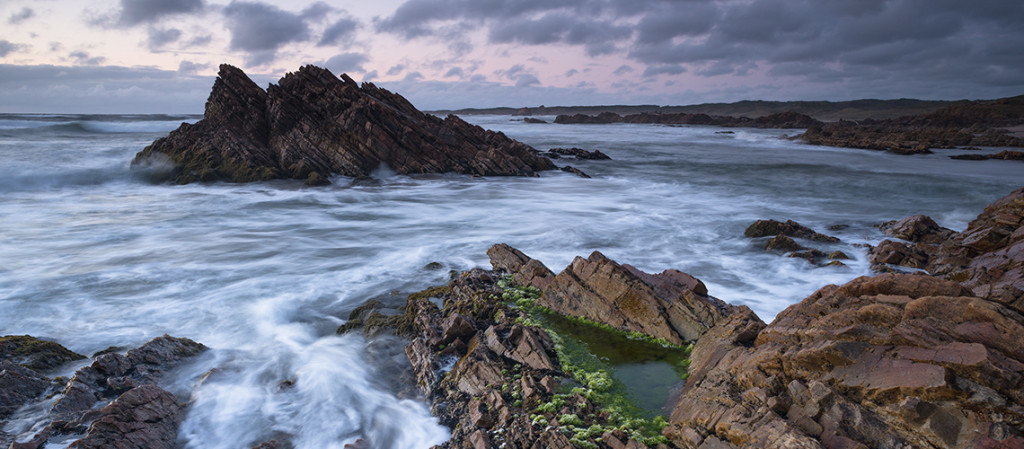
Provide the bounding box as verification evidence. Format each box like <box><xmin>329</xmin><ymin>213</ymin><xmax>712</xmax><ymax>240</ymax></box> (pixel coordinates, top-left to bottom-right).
<box><xmin>16</xmin><ymin>335</ymin><xmax>207</xmax><ymax>449</ymax></box>
<box><xmin>65</xmin><ymin>384</ymin><xmax>184</xmax><ymax>449</ymax></box>
<box><xmin>949</xmin><ymin>149</ymin><xmax>1024</xmax><ymax>161</ymax></box>
<box><xmin>132</xmin><ymin>64</ymin><xmax>556</xmax><ymax>185</ymax></box>
<box><xmin>523</xmin><ymin>117</ymin><xmax>547</xmax><ymax>124</ymax></box>
<box><xmin>559</xmin><ymin>165</ymin><xmax>591</xmax><ymax>178</ymax></box>
<box><xmin>745</xmin><ymin>219</ymin><xmax>840</xmax><ymax>242</ymax></box>
<box><xmin>0</xmin><ymin>335</ymin><xmax>85</xmax><ymax>372</ymax></box>
<box><xmin>763</xmin><ymin>234</ymin><xmax>806</xmax><ymax>252</ymax></box>
<box><xmin>544</xmin><ymin>147</ymin><xmax>612</xmax><ymax>160</ymax></box>
<box><xmin>796</xmin><ymin>95</ymin><xmax>1024</xmax><ymax>153</ymax></box>
<box><xmin>0</xmin><ymin>360</ymin><xmax>51</xmax><ymax>419</ymax></box>
<box><xmin>879</xmin><ymin>214</ymin><xmax>954</xmax><ymax>244</ymax></box>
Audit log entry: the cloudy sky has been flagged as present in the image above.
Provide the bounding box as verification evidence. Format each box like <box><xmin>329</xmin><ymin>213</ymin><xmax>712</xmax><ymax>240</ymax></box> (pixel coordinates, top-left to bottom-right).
<box><xmin>1</xmin><ymin>0</ymin><xmax>1022</xmax><ymax>113</ymax></box>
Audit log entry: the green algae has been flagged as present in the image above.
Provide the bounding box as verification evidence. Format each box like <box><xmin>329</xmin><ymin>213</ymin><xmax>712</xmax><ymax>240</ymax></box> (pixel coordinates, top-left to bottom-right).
<box><xmin>496</xmin><ymin>275</ymin><xmax>690</xmax><ymax>446</ymax></box>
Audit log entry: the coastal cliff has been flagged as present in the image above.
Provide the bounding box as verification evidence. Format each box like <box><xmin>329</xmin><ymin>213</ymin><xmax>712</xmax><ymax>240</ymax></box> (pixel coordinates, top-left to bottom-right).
<box><xmin>131</xmin><ymin>65</ymin><xmax>556</xmax><ymax>185</ymax></box>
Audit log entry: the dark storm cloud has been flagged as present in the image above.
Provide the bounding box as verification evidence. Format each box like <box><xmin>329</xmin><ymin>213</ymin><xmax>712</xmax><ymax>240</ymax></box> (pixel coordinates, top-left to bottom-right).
<box><xmin>117</xmin><ymin>0</ymin><xmax>205</xmax><ymax>26</ymax></box>
<box><xmin>223</xmin><ymin>1</ymin><xmax>310</xmax><ymax>52</ymax></box>
<box><xmin>380</xmin><ymin>0</ymin><xmax>1024</xmax><ymax>99</ymax></box>
<box><xmin>318</xmin><ymin>16</ymin><xmax>360</xmax><ymax>46</ymax></box>
<box><xmin>147</xmin><ymin>27</ymin><xmax>183</xmax><ymax>50</ymax></box>
<box><xmin>323</xmin><ymin>52</ymin><xmax>368</xmax><ymax>74</ymax></box>
<box><xmin>69</xmin><ymin>51</ymin><xmax>106</xmax><ymax>66</ymax></box>
<box><xmin>8</xmin><ymin>7</ymin><xmax>34</xmax><ymax>24</ymax></box>
<box><xmin>0</xmin><ymin>40</ymin><xmax>28</xmax><ymax>57</ymax></box>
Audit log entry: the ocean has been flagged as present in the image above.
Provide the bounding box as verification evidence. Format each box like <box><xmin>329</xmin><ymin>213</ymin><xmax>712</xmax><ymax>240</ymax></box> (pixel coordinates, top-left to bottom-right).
<box><xmin>1</xmin><ymin>113</ymin><xmax>1020</xmax><ymax>448</ymax></box>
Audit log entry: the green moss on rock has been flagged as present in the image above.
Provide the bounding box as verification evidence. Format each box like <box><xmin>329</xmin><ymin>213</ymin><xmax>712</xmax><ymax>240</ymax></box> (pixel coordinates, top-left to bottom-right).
<box><xmin>0</xmin><ymin>335</ymin><xmax>85</xmax><ymax>372</ymax></box>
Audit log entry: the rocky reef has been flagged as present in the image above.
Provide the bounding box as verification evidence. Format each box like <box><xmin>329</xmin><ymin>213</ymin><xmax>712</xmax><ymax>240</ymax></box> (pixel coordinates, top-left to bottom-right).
<box><xmin>350</xmin><ymin>185</ymin><xmax>1024</xmax><ymax>448</ymax></box>
<box><xmin>797</xmin><ymin>95</ymin><xmax>1024</xmax><ymax>154</ymax></box>
<box><xmin>1</xmin><ymin>335</ymin><xmax>207</xmax><ymax>449</ymax></box>
<box><xmin>131</xmin><ymin>64</ymin><xmax>556</xmax><ymax>185</ymax></box>
<box><xmin>554</xmin><ymin>111</ymin><xmax>821</xmax><ymax>129</ymax></box>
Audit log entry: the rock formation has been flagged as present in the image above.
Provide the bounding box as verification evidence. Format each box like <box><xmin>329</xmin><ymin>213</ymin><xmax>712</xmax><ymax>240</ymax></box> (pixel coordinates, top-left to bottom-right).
<box><xmin>798</xmin><ymin>95</ymin><xmax>1024</xmax><ymax>154</ymax></box>
<box><xmin>132</xmin><ymin>64</ymin><xmax>556</xmax><ymax>185</ymax></box>
<box><xmin>359</xmin><ymin>185</ymin><xmax>1024</xmax><ymax>449</ymax></box>
<box><xmin>4</xmin><ymin>335</ymin><xmax>207</xmax><ymax>449</ymax></box>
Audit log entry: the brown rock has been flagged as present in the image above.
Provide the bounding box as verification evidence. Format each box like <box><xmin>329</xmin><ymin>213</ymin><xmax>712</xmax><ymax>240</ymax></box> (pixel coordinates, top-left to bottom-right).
<box><xmin>66</xmin><ymin>385</ymin><xmax>184</xmax><ymax>449</ymax></box>
<box><xmin>764</xmin><ymin>234</ymin><xmax>806</xmax><ymax>252</ymax></box>
<box><xmin>132</xmin><ymin>65</ymin><xmax>556</xmax><ymax>185</ymax></box>
<box><xmin>0</xmin><ymin>360</ymin><xmax>51</xmax><ymax>419</ymax></box>
<box><xmin>667</xmin><ymin>272</ymin><xmax>1024</xmax><ymax>449</ymax></box>
<box><xmin>745</xmin><ymin>219</ymin><xmax>840</xmax><ymax>243</ymax></box>
<box><xmin>539</xmin><ymin>250</ymin><xmax>730</xmax><ymax>344</ymax></box>
<box><xmin>880</xmin><ymin>215</ymin><xmax>954</xmax><ymax>244</ymax></box>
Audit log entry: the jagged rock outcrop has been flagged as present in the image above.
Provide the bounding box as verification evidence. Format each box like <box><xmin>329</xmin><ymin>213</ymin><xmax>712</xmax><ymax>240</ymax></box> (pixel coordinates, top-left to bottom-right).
<box><xmin>9</xmin><ymin>335</ymin><xmax>207</xmax><ymax>449</ymax></box>
<box><xmin>869</xmin><ymin>187</ymin><xmax>1024</xmax><ymax>309</ymax></box>
<box><xmin>132</xmin><ymin>64</ymin><xmax>556</xmax><ymax>185</ymax></box>
<box><xmin>488</xmin><ymin>244</ymin><xmax>732</xmax><ymax>345</ymax></box>
<box><xmin>798</xmin><ymin>95</ymin><xmax>1024</xmax><ymax>154</ymax></box>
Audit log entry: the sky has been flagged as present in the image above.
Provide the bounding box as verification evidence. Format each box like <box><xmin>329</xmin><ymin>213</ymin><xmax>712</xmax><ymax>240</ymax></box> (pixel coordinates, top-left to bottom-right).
<box><xmin>1</xmin><ymin>0</ymin><xmax>1022</xmax><ymax>113</ymax></box>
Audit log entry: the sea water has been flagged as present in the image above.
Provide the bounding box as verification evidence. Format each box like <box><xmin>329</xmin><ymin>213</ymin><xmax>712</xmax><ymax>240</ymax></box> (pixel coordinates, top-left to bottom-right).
<box><xmin>0</xmin><ymin>113</ymin><xmax>1020</xmax><ymax>448</ymax></box>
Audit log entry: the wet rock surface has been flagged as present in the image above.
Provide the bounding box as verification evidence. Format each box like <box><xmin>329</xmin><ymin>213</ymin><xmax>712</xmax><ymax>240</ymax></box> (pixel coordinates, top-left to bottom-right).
<box><xmin>132</xmin><ymin>64</ymin><xmax>556</xmax><ymax>185</ymax></box>
<box><xmin>4</xmin><ymin>335</ymin><xmax>207</xmax><ymax>449</ymax></box>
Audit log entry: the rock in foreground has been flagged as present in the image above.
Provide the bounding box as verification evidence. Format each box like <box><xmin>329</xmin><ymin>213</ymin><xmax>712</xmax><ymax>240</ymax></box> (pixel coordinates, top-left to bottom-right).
<box><xmin>132</xmin><ymin>64</ymin><xmax>556</xmax><ymax>185</ymax></box>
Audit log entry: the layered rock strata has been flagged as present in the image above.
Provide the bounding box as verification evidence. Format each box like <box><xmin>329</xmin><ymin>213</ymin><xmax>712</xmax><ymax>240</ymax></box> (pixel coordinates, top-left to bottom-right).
<box><xmin>132</xmin><ymin>64</ymin><xmax>556</xmax><ymax>185</ymax></box>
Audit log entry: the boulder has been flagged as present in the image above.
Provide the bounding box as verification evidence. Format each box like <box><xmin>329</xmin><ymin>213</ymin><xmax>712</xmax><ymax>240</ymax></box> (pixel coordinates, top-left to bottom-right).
<box><xmin>132</xmin><ymin>64</ymin><xmax>556</xmax><ymax>185</ymax></box>
<box><xmin>745</xmin><ymin>219</ymin><xmax>840</xmax><ymax>243</ymax></box>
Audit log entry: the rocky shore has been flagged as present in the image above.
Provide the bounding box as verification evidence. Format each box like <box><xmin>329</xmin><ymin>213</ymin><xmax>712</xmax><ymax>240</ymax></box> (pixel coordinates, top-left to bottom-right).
<box><xmin>1</xmin><ymin>335</ymin><xmax>206</xmax><ymax>449</ymax></box>
<box><xmin>4</xmin><ymin>186</ymin><xmax>1022</xmax><ymax>448</ymax></box>
<box><xmin>346</xmin><ymin>186</ymin><xmax>1023</xmax><ymax>448</ymax></box>
<box><xmin>131</xmin><ymin>65</ymin><xmax>557</xmax><ymax>185</ymax></box>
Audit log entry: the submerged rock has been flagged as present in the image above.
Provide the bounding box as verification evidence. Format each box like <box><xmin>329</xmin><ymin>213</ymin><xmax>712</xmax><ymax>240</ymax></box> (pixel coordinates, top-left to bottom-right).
<box><xmin>745</xmin><ymin>219</ymin><xmax>840</xmax><ymax>243</ymax></box>
<box><xmin>132</xmin><ymin>64</ymin><xmax>556</xmax><ymax>185</ymax></box>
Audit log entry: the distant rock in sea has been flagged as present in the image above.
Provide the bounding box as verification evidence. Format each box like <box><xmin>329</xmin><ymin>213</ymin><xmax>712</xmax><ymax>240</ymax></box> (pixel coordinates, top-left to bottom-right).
<box><xmin>798</xmin><ymin>95</ymin><xmax>1024</xmax><ymax>154</ymax></box>
<box><xmin>132</xmin><ymin>64</ymin><xmax>556</xmax><ymax>185</ymax></box>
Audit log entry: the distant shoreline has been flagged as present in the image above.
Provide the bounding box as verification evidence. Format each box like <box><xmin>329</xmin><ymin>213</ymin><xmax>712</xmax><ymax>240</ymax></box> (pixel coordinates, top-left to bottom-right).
<box><xmin>429</xmin><ymin>98</ymin><xmax>969</xmax><ymax>122</ymax></box>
